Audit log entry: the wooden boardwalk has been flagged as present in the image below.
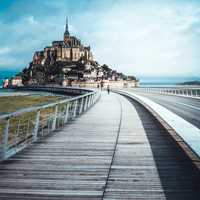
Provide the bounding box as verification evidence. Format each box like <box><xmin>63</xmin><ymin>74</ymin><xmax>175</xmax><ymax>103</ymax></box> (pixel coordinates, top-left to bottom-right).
<box><xmin>0</xmin><ymin>92</ymin><xmax>199</xmax><ymax>199</ymax></box>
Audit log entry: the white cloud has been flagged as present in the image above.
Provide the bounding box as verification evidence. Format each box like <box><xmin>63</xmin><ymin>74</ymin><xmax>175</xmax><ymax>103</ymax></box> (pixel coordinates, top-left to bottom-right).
<box><xmin>0</xmin><ymin>47</ymin><xmax>11</xmax><ymax>55</ymax></box>
<box><xmin>26</xmin><ymin>16</ymin><xmax>38</xmax><ymax>25</ymax></box>
<box><xmin>0</xmin><ymin>15</ymin><xmax>65</xmax><ymax>68</ymax></box>
<box><xmin>1</xmin><ymin>0</ymin><xmax>200</xmax><ymax>77</ymax></box>
<box><xmin>75</xmin><ymin>1</ymin><xmax>200</xmax><ymax>76</ymax></box>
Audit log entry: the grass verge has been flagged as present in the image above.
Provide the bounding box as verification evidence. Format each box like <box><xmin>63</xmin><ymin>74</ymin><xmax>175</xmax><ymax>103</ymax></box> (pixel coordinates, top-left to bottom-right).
<box><xmin>0</xmin><ymin>95</ymin><xmax>60</xmax><ymax>113</ymax></box>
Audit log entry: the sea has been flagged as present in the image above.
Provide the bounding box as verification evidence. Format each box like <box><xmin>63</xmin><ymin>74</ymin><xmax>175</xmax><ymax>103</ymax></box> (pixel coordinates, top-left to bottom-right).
<box><xmin>0</xmin><ymin>69</ymin><xmax>19</xmax><ymax>88</ymax></box>
<box><xmin>139</xmin><ymin>76</ymin><xmax>200</xmax><ymax>87</ymax></box>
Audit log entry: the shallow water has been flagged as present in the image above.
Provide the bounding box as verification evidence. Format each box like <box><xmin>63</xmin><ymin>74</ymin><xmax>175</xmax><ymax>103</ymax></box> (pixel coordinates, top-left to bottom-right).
<box><xmin>0</xmin><ymin>89</ymin><xmax>60</xmax><ymax>97</ymax></box>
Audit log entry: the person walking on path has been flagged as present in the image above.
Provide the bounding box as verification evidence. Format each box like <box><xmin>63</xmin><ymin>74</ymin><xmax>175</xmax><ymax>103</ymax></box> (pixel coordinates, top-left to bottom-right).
<box><xmin>107</xmin><ymin>84</ymin><xmax>110</xmax><ymax>94</ymax></box>
<box><xmin>100</xmin><ymin>81</ymin><xmax>104</xmax><ymax>91</ymax></box>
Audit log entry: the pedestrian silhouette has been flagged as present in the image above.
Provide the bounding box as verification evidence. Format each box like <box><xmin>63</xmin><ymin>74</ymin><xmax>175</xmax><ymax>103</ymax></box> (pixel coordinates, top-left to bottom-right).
<box><xmin>107</xmin><ymin>84</ymin><xmax>110</xmax><ymax>94</ymax></box>
<box><xmin>100</xmin><ymin>81</ymin><xmax>104</xmax><ymax>91</ymax></box>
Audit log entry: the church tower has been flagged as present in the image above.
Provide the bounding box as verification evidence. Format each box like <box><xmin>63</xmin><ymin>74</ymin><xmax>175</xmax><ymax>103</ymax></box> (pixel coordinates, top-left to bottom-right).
<box><xmin>64</xmin><ymin>17</ymin><xmax>70</xmax><ymax>41</ymax></box>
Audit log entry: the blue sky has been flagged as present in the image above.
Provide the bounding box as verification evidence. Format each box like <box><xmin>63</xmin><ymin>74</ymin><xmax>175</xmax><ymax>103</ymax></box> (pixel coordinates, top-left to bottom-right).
<box><xmin>0</xmin><ymin>0</ymin><xmax>200</xmax><ymax>77</ymax></box>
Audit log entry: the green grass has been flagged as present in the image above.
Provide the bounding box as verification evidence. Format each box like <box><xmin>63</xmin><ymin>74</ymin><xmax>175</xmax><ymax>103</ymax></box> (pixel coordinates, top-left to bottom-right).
<box><xmin>0</xmin><ymin>95</ymin><xmax>60</xmax><ymax>113</ymax></box>
<box><xmin>0</xmin><ymin>95</ymin><xmax>62</xmax><ymax>145</ymax></box>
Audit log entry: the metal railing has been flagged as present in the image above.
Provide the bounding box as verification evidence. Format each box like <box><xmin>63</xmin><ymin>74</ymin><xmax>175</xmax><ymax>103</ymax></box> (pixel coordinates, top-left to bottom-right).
<box><xmin>131</xmin><ymin>87</ymin><xmax>200</xmax><ymax>98</ymax></box>
<box><xmin>0</xmin><ymin>87</ymin><xmax>100</xmax><ymax>160</ymax></box>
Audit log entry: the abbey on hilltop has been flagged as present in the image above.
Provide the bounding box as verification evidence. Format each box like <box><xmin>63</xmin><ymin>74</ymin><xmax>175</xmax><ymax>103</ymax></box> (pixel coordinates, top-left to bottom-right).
<box><xmin>4</xmin><ymin>18</ymin><xmax>139</xmax><ymax>88</ymax></box>
<box><xmin>33</xmin><ymin>18</ymin><xmax>93</xmax><ymax>65</ymax></box>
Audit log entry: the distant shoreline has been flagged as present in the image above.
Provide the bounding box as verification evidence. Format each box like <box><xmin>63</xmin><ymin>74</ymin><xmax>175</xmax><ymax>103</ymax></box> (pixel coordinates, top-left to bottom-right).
<box><xmin>178</xmin><ymin>81</ymin><xmax>200</xmax><ymax>86</ymax></box>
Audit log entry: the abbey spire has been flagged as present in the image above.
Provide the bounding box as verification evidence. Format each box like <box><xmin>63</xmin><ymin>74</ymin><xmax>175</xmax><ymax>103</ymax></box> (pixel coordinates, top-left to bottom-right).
<box><xmin>32</xmin><ymin>17</ymin><xmax>93</xmax><ymax>65</ymax></box>
<box><xmin>64</xmin><ymin>17</ymin><xmax>70</xmax><ymax>39</ymax></box>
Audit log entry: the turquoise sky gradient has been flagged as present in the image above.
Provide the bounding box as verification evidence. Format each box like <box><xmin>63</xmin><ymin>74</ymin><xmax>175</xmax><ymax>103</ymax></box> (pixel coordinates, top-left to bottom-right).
<box><xmin>0</xmin><ymin>0</ymin><xmax>200</xmax><ymax>77</ymax></box>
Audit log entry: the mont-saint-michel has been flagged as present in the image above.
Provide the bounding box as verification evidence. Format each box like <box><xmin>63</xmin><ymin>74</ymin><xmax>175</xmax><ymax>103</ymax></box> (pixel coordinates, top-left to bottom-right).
<box><xmin>3</xmin><ymin>18</ymin><xmax>139</xmax><ymax>88</ymax></box>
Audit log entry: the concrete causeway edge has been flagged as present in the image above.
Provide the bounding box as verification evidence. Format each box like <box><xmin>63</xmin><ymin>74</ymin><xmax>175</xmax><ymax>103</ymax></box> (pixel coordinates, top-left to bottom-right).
<box><xmin>114</xmin><ymin>90</ymin><xmax>200</xmax><ymax>170</ymax></box>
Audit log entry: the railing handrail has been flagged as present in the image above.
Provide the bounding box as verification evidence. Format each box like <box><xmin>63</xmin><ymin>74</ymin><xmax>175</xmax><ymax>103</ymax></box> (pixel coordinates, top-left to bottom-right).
<box><xmin>9</xmin><ymin>85</ymin><xmax>94</xmax><ymax>93</ymax></box>
<box><xmin>0</xmin><ymin>87</ymin><xmax>96</xmax><ymax>120</ymax></box>
<box><xmin>130</xmin><ymin>86</ymin><xmax>200</xmax><ymax>98</ymax></box>
<box><xmin>135</xmin><ymin>86</ymin><xmax>200</xmax><ymax>89</ymax></box>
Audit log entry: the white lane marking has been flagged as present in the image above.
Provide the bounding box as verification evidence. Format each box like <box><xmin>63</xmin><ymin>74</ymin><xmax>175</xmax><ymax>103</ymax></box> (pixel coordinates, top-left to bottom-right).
<box><xmin>174</xmin><ymin>101</ymin><xmax>200</xmax><ymax>111</ymax></box>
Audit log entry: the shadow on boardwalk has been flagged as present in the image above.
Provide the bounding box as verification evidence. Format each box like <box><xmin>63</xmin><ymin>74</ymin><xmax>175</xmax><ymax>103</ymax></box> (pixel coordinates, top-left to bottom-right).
<box><xmin>129</xmin><ymin>98</ymin><xmax>200</xmax><ymax>200</ymax></box>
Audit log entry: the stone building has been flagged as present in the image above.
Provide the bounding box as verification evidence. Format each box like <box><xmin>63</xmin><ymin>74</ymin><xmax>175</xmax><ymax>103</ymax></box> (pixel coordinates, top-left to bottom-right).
<box><xmin>33</xmin><ymin>18</ymin><xmax>93</xmax><ymax>65</ymax></box>
<box><xmin>10</xmin><ymin>76</ymin><xmax>23</xmax><ymax>87</ymax></box>
<box><xmin>3</xmin><ymin>79</ymin><xmax>9</xmax><ymax>88</ymax></box>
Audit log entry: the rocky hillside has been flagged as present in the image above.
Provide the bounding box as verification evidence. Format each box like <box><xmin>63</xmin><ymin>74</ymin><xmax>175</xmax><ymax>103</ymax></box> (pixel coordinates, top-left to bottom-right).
<box><xmin>18</xmin><ymin>58</ymin><xmax>137</xmax><ymax>86</ymax></box>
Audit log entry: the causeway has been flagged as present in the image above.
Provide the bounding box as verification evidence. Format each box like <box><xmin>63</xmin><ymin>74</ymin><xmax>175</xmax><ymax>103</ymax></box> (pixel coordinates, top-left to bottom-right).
<box><xmin>0</xmin><ymin>92</ymin><xmax>199</xmax><ymax>199</ymax></box>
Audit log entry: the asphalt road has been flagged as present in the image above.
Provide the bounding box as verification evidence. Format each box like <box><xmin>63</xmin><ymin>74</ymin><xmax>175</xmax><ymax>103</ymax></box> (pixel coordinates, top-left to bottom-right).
<box><xmin>127</xmin><ymin>90</ymin><xmax>200</xmax><ymax>129</ymax></box>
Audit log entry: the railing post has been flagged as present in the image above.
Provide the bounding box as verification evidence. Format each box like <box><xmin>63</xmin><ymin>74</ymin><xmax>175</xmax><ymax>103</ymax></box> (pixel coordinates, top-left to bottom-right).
<box><xmin>87</xmin><ymin>95</ymin><xmax>91</xmax><ymax>108</ymax></box>
<box><xmin>84</xmin><ymin>96</ymin><xmax>88</xmax><ymax>111</ymax></box>
<box><xmin>90</xmin><ymin>94</ymin><xmax>94</xmax><ymax>106</ymax></box>
<box><xmin>64</xmin><ymin>103</ymin><xmax>69</xmax><ymax>123</ymax></box>
<box><xmin>88</xmin><ymin>94</ymin><xmax>93</xmax><ymax>107</ymax></box>
<box><xmin>91</xmin><ymin>95</ymin><xmax>94</xmax><ymax>105</ymax></box>
<box><xmin>1</xmin><ymin>118</ymin><xmax>10</xmax><ymax>159</ymax></box>
<box><xmin>79</xmin><ymin>98</ymin><xmax>84</xmax><ymax>114</ymax></box>
<box><xmin>52</xmin><ymin>105</ymin><xmax>58</xmax><ymax>131</ymax></box>
<box><xmin>90</xmin><ymin>95</ymin><xmax>93</xmax><ymax>106</ymax></box>
<box><xmin>73</xmin><ymin>100</ymin><xmax>78</xmax><ymax>118</ymax></box>
<box><xmin>33</xmin><ymin>110</ymin><xmax>40</xmax><ymax>142</ymax></box>
<box><xmin>86</xmin><ymin>96</ymin><xmax>90</xmax><ymax>109</ymax></box>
